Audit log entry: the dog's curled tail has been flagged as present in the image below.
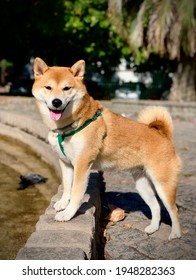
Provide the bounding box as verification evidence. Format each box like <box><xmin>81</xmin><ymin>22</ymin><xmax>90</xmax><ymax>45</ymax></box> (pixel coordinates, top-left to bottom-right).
<box><xmin>138</xmin><ymin>106</ymin><xmax>173</xmax><ymax>138</ymax></box>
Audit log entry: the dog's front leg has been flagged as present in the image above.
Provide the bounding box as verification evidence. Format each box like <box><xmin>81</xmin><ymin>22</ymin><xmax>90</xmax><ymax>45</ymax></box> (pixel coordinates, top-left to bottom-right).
<box><xmin>55</xmin><ymin>159</ymin><xmax>92</xmax><ymax>222</ymax></box>
<box><xmin>54</xmin><ymin>159</ymin><xmax>73</xmax><ymax>212</ymax></box>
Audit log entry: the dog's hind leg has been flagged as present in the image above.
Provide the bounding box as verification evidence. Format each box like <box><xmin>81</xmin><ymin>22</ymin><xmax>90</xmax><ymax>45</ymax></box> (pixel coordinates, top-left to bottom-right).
<box><xmin>147</xmin><ymin>169</ymin><xmax>181</xmax><ymax>240</ymax></box>
<box><xmin>135</xmin><ymin>175</ymin><xmax>161</xmax><ymax>234</ymax></box>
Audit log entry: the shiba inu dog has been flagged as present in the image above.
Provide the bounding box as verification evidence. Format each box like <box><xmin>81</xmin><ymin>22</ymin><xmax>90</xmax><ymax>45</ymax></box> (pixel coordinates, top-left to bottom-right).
<box><xmin>32</xmin><ymin>58</ymin><xmax>181</xmax><ymax>240</ymax></box>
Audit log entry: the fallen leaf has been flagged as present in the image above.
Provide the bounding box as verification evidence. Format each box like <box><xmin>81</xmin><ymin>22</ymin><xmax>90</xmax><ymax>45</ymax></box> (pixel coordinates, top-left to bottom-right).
<box><xmin>105</xmin><ymin>205</ymin><xmax>125</xmax><ymax>222</ymax></box>
<box><xmin>123</xmin><ymin>223</ymin><xmax>133</xmax><ymax>229</ymax></box>
<box><xmin>103</xmin><ymin>229</ymin><xmax>110</xmax><ymax>241</ymax></box>
<box><xmin>182</xmin><ymin>229</ymin><xmax>189</xmax><ymax>234</ymax></box>
<box><xmin>183</xmin><ymin>173</ymin><xmax>194</xmax><ymax>177</ymax></box>
<box><xmin>179</xmin><ymin>146</ymin><xmax>189</xmax><ymax>151</ymax></box>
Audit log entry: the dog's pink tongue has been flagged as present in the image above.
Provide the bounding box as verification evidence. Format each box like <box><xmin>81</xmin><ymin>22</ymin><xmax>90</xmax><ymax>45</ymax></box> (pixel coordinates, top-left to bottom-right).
<box><xmin>50</xmin><ymin>110</ymin><xmax>63</xmax><ymax>121</ymax></box>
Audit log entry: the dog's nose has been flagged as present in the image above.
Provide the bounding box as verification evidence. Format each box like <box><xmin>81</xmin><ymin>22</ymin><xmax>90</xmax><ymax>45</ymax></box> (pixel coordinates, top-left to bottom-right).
<box><xmin>52</xmin><ymin>98</ymin><xmax>62</xmax><ymax>108</ymax></box>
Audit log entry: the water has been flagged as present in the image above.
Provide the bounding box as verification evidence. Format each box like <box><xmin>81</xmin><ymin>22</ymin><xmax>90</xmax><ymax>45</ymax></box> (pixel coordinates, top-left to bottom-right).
<box><xmin>0</xmin><ymin>136</ymin><xmax>60</xmax><ymax>259</ymax></box>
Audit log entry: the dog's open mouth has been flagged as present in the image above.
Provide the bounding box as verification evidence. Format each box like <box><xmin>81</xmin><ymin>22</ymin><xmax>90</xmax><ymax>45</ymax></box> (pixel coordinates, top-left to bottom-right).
<box><xmin>49</xmin><ymin>101</ymin><xmax>71</xmax><ymax>121</ymax></box>
<box><xmin>49</xmin><ymin>109</ymin><xmax>64</xmax><ymax>121</ymax></box>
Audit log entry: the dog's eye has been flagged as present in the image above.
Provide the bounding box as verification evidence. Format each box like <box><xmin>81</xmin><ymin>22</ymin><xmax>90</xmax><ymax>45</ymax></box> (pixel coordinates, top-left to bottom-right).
<box><xmin>63</xmin><ymin>86</ymin><xmax>71</xmax><ymax>91</ymax></box>
<box><xmin>45</xmin><ymin>86</ymin><xmax>52</xmax><ymax>90</ymax></box>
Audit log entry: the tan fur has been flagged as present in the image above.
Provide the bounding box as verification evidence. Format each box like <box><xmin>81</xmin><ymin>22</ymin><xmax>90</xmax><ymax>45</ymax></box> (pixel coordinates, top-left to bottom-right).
<box><xmin>32</xmin><ymin>58</ymin><xmax>182</xmax><ymax>240</ymax></box>
<box><xmin>138</xmin><ymin>106</ymin><xmax>173</xmax><ymax>138</ymax></box>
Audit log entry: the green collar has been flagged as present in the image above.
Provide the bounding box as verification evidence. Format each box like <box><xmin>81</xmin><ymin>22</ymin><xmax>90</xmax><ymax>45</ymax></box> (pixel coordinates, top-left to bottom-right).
<box><xmin>57</xmin><ymin>111</ymin><xmax>102</xmax><ymax>155</ymax></box>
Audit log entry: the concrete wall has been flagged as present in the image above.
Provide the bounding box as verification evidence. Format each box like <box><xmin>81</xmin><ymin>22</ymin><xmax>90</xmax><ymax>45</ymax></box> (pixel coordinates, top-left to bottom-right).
<box><xmin>101</xmin><ymin>99</ymin><xmax>196</xmax><ymax>120</ymax></box>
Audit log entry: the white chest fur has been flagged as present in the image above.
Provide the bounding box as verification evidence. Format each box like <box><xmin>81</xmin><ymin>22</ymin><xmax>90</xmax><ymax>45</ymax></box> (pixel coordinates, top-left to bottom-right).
<box><xmin>48</xmin><ymin>131</ymin><xmax>85</xmax><ymax>165</ymax></box>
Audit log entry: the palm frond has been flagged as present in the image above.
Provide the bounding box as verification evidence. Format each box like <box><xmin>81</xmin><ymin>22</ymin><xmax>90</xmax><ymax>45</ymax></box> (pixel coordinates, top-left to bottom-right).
<box><xmin>167</xmin><ymin>17</ymin><xmax>181</xmax><ymax>60</ymax></box>
<box><xmin>109</xmin><ymin>0</ymin><xmax>196</xmax><ymax>59</ymax></box>
<box><xmin>129</xmin><ymin>1</ymin><xmax>146</xmax><ymax>48</ymax></box>
<box><xmin>178</xmin><ymin>0</ymin><xmax>196</xmax><ymax>56</ymax></box>
<box><xmin>147</xmin><ymin>0</ymin><xmax>173</xmax><ymax>57</ymax></box>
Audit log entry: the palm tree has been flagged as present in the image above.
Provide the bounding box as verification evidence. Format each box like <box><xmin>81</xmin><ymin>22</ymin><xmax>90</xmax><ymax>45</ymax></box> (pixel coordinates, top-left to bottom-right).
<box><xmin>108</xmin><ymin>0</ymin><xmax>196</xmax><ymax>101</ymax></box>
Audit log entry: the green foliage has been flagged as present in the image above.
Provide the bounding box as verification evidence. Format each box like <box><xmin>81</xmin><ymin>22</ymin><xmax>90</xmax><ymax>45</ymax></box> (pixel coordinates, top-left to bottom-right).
<box><xmin>63</xmin><ymin>0</ymin><xmax>130</xmax><ymax>75</ymax></box>
<box><xmin>0</xmin><ymin>59</ymin><xmax>13</xmax><ymax>69</ymax></box>
<box><xmin>0</xmin><ymin>0</ymin><xmax>130</xmax><ymax>78</ymax></box>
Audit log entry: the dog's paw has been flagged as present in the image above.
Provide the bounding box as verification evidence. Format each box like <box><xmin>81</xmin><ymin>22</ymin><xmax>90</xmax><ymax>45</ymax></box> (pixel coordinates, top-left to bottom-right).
<box><xmin>55</xmin><ymin>206</ymin><xmax>77</xmax><ymax>222</ymax></box>
<box><xmin>53</xmin><ymin>199</ymin><xmax>69</xmax><ymax>212</ymax></box>
<box><xmin>169</xmin><ymin>231</ymin><xmax>181</xmax><ymax>240</ymax></box>
<box><xmin>145</xmin><ymin>224</ymin><xmax>159</xmax><ymax>234</ymax></box>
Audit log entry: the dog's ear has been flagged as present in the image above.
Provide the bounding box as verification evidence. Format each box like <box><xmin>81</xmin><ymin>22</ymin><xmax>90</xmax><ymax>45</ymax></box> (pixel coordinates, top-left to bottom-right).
<box><xmin>70</xmin><ymin>60</ymin><xmax>85</xmax><ymax>78</ymax></box>
<box><xmin>33</xmin><ymin>57</ymin><xmax>49</xmax><ymax>78</ymax></box>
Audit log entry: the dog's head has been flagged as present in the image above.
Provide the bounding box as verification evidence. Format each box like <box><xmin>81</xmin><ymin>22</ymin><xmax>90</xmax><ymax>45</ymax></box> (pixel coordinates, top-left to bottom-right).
<box><xmin>32</xmin><ymin>58</ymin><xmax>87</xmax><ymax>126</ymax></box>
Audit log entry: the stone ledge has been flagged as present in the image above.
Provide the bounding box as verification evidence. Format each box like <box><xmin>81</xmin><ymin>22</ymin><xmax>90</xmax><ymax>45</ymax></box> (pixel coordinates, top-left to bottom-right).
<box><xmin>16</xmin><ymin>172</ymin><xmax>101</xmax><ymax>260</ymax></box>
<box><xmin>16</xmin><ymin>247</ymin><xmax>87</xmax><ymax>260</ymax></box>
<box><xmin>24</xmin><ymin>230</ymin><xmax>92</xmax><ymax>255</ymax></box>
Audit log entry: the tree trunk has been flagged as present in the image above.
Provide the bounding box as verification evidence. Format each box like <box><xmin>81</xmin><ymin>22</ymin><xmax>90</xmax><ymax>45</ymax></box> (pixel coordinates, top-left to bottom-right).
<box><xmin>169</xmin><ymin>57</ymin><xmax>196</xmax><ymax>101</ymax></box>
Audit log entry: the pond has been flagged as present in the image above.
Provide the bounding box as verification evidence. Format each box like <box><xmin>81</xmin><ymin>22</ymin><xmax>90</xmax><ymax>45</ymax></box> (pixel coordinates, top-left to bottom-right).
<box><xmin>0</xmin><ymin>135</ymin><xmax>60</xmax><ymax>259</ymax></box>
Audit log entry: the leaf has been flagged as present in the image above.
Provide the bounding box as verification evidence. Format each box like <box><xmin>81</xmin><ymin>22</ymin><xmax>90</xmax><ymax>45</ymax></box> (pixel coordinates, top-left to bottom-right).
<box><xmin>179</xmin><ymin>146</ymin><xmax>189</xmax><ymax>151</ymax></box>
<box><xmin>105</xmin><ymin>204</ymin><xmax>125</xmax><ymax>222</ymax></box>
<box><xmin>123</xmin><ymin>223</ymin><xmax>133</xmax><ymax>229</ymax></box>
